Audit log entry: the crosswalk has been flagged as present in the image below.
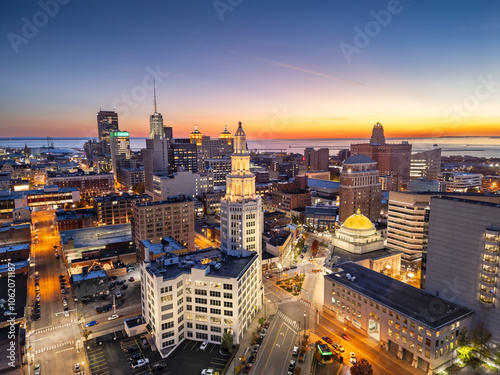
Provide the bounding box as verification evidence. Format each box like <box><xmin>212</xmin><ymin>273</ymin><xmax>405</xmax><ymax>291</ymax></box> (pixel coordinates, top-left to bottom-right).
<box><xmin>276</xmin><ymin>311</ymin><xmax>300</xmax><ymax>331</ymax></box>
<box><xmin>299</xmin><ymin>299</ymin><xmax>311</xmax><ymax>308</ymax></box>
<box><xmin>34</xmin><ymin>322</ymin><xmax>73</xmax><ymax>334</ymax></box>
<box><xmin>34</xmin><ymin>339</ymin><xmax>75</xmax><ymax>354</ymax></box>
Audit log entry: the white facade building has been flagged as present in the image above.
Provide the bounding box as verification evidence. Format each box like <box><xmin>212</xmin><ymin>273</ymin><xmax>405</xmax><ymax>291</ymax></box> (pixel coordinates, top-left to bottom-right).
<box><xmin>438</xmin><ymin>172</ymin><xmax>482</xmax><ymax>192</ymax></box>
<box><xmin>152</xmin><ymin>170</ymin><xmax>214</xmax><ymax>201</ymax></box>
<box><xmin>140</xmin><ymin>122</ymin><xmax>264</xmax><ymax>357</ymax></box>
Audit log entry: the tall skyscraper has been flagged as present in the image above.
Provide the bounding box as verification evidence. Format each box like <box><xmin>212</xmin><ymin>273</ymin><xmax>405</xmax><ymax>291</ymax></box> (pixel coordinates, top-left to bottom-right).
<box><xmin>142</xmin><ymin>136</ymin><xmax>170</xmax><ymax>197</ymax></box>
<box><xmin>339</xmin><ymin>154</ymin><xmax>382</xmax><ymax>223</ymax></box>
<box><xmin>351</xmin><ymin>122</ymin><xmax>412</xmax><ymax>188</ymax></box>
<box><xmin>424</xmin><ymin>196</ymin><xmax>500</xmax><ymax>344</ymax></box>
<box><xmin>149</xmin><ymin>80</ymin><xmax>166</xmax><ymax>140</ymax></box>
<box><xmin>97</xmin><ymin>110</ymin><xmax>119</xmax><ymax>154</ymax></box>
<box><xmin>220</xmin><ymin>122</ymin><xmax>263</xmax><ymax>257</ymax></box>
<box><xmin>110</xmin><ymin>131</ymin><xmax>131</xmax><ymax>184</ymax></box>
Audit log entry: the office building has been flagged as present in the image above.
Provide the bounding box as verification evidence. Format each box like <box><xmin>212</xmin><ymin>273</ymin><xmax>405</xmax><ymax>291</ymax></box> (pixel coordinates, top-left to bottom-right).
<box><xmin>339</xmin><ymin>154</ymin><xmax>382</xmax><ymax>223</ymax></box>
<box><xmin>97</xmin><ymin>110</ymin><xmax>119</xmax><ymax>154</ymax></box>
<box><xmin>204</xmin><ymin>158</ymin><xmax>231</xmax><ymax>186</ymax></box>
<box><xmin>169</xmin><ymin>140</ymin><xmax>198</xmax><ymax>173</ymax></box>
<box><xmin>132</xmin><ymin>195</ymin><xmax>195</xmax><ymax>260</ymax></box>
<box><xmin>152</xmin><ymin>170</ymin><xmax>214</xmax><ymax>201</ymax></box>
<box><xmin>425</xmin><ymin>196</ymin><xmax>500</xmax><ymax>344</ymax></box>
<box><xmin>438</xmin><ymin>172</ymin><xmax>482</xmax><ymax>192</ymax></box>
<box><xmin>304</xmin><ymin>204</ymin><xmax>338</xmax><ymax>231</ymax></box>
<box><xmin>406</xmin><ymin>179</ymin><xmax>446</xmax><ymax>193</ymax></box>
<box><xmin>324</xmin><ymin>262</ymin><xmax>474</xmax><ymax>374</ymax></box>
<box><xmin>143</xmin><ymin>136</ymin><xmax>170</xmax><ymax>197</ymax></box>
<box><xmin>149</xmin><ymin>82</ymin><xmax>166</xmax><ymax>140</ymax></box>
<box><xmin>93</xmin><ymin>193</ymin><xmax>151</xmax><ymax>226</ymax></box>
<box><xmin>116</xmin><ymin>167</ymin><xmax>144</xmax><ymax>190</ymax></box>
<box><xmin>351</xmin><ymin>122</ymin><xmax>412</xmax><ymax>184</ymax></box>
<box><xmin>304</xmin><ymin>147</ymin><xmax>329</xmax><ymax>171</ymax></box>
<box><xmin>140</xmin><ymin>246</ymin><xmax>261</xmax><ymax>356</ymax></box>
<box><xmin>410</xmin><ymin>148</ymin><xmax>441</xmax><ymax>181</ymax></box>
<box><xmin>110</xmin><ymin>131</ymin><xmax>131</xmax><ymax>183</ymax></box>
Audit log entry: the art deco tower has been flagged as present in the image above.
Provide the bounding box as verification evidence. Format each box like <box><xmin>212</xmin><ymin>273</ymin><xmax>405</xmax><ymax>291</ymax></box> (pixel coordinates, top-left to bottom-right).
<box><xmin>149</xmin><ymin>80</ymin><xmax>165</xmax><ymax>140</ymax></box>
<box><xmin>220</xmin><ymin>122</ymin><xmax>262</xmax><ymax>257</ymax></box>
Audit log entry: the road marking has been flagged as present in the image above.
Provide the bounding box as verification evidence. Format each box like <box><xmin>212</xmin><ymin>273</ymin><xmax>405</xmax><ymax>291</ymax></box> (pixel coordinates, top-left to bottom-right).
<box><xmin>35</xmin><ymin>339</ymin><xmax>74</xmax><ymax>354</ymax></box>
<box><xmin>262</xmin><ymin>321</ymin><xmax>284</xmax><ymax>371</ymax></box>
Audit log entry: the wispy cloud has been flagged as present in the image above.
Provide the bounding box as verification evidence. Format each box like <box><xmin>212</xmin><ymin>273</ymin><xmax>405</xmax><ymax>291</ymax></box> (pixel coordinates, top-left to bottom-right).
<box><xmin>251</xmin><ymin>56</ymin><xmax>366</xmax><ymax>87</ymax></box>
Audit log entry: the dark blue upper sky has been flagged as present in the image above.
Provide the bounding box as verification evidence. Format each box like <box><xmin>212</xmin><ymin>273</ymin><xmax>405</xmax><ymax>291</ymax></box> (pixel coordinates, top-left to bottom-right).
<box><xmin>1</xmin><ymin>0</ymin><xmax>499</xmax><ymax>138</ymax></box>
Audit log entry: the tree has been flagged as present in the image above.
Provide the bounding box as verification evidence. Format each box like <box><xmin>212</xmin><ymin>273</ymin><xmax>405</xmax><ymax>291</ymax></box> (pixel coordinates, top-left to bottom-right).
<box><xmin>311</xmin><ymin>240</ymin><xmax>319</xmax><ymax>256</ymax></box>
<box><xmin>457</xmin><ymin>346</ymin><xmax>475</xmax><ymax>363</ymax></box>
<box><xmin>471</xmin><ymin>322</ymin><xmax>492</xmax><ymax>362</ymax></box>
<box><xmin>493</xmin><ymin>349</ymin><xmax>500</xmax><ymax>368</ymax></box>
<box><xmin>83</xmin><ymin>330</ymin><xmax>92</xmax><ymax>341</ymax></box>
<box><xmin>221</xmin><ymin>331</ymin><xmax>233</xmax><ymax>351</ymax></box>
<box><xmin>457</xmin><ymin>327</ymin><xmax>470</xmax><ymax>347</ymax></box>
<box><xmin>350</xmin><ymin>358</ymin><xmax>373</xmax><ymax>375</ymax></box>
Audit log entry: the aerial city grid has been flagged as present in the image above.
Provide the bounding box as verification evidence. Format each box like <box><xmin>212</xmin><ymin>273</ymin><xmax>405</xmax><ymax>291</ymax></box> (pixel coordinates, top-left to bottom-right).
<box><xmin>1</xmin><ymin>1</ymin><xmax>500</xmax><ymax>375</ymax></box>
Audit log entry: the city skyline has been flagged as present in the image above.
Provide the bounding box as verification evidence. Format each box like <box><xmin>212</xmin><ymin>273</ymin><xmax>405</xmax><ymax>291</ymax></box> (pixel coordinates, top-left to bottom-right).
<box><xmin>1</xmin><ymin>1</ymin><xmax>500</xmax><ymax>139</ymax></box>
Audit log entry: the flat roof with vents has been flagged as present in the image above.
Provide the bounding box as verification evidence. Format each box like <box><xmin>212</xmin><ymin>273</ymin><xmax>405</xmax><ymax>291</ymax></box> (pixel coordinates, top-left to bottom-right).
<box><xmin>325</xmin><ymin>262</ymin><xmax>474</xmax><ymax>329</ymax></box>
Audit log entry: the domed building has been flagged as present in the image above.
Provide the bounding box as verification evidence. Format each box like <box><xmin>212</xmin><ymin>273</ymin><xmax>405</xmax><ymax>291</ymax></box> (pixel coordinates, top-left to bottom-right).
<box><xmin>218</xmin><ymin>125</ymin><xmax>233</xmax><ymax>146</ymax></box>
<box><xmin>333</xmin><ymin>209</ymin><xmax>385</xmax><ymax>254</ymax></box>
<box><xmin>189</xmin><ymin>124</ymin><xmax>203</xmax><ymax>145</ymax></box>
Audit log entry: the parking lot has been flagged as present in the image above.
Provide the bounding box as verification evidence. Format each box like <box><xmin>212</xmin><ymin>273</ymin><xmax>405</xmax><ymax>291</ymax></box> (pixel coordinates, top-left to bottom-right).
<box><xmin>87</xmin><ymin>332</ymin><xmax>229</xmax><ymax>375</ymax></box>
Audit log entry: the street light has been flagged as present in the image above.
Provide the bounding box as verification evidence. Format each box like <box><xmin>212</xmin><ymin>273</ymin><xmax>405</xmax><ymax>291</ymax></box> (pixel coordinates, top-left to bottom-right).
<box><xmin>303</xmin><ymin>311</ymin><xmax>307</xmax><ymax>340</ymax></box>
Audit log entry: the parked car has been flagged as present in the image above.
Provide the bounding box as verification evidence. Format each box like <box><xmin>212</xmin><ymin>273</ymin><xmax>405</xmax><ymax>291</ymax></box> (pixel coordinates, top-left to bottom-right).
<box><xmin>350</xmin><ymin>352</ymin><xmax>357</xmax><ymax>364</ymax></box>
<box><xmin>36</xmin><ymin>295</ymin><xmax>41</xmax><ymax>302</ymax></box>
<box><xmin>130</xmin><ymin>353</ymin><xmax>143</xmax><ymax>361</ymax></box>
<box><xmin>321</xmin><ymin>336</ymin><xmax>333</xmax><ymax>345</ymax></box>
<box><xmin>200</xmin><ymin>341</ymin><xmax>208</xmax><ymax>351</ymax></box>
<box><xmin>263</xmin><ymin>321</ymin><xmax>270</xmax><ymax>328</ymax></box>
<box><xmin>115</xmin><ymin>291</ymin><xmax>122</xmax><ymax>298</ymax></box>
<box><xmin>85</xmin><ymin>321</ymin><xmax>97</xmax><ymax>327</ymax></box>
<box><xmin>288</xmin><ymin>360</ymin><xmax>296</xmax><ymax>371</ymax></box>
<box><xmin>290</xmin><ymin>265</ymin><xmax>297</xmax><ymax>269</ymax></box>
<box><xmin>292</xmin><ymin>346</ymin><xmax>299</xmax><ymax>356</ymax></box>
<box><xmin>126</xmin><ymin>346</ymin><xmax>139</xmax><ymax>353</ymax></box>
<box><xmin>131</xmin><ymin>358</ymin><xmax>149</xmax><ymax>369</ymax></box>
<box><xmin>95</xmin><ymin>307</ymin><xmax>102</xmax><ymax>314</ymax></box>
<box><xmin>300</xmin><ymin>254</ymin><xmax>304</xmax><ymax>258</ymax></box>
<box><xmin>74</xmin><ymin>363</ymin><xmax>80</xmax><ymax>372</ymax></box>
<box><xmin>152</xmin><ymin>362</ymin><xmax>165</xmax><ymax>372</ymax></box>
<box><xmin>128</xmin><ymin>277</ymin><xmax>135</xmax><ymax>282</ymax></box>
<box><xmin>64</xmin><ymin>310</ymin><xmax>69</xmax><ymax>317</ymax></box>
<box><xmin>121</xmin><ymin>284</ymin><xmax>128</xmax><ymax>290</ymax></box>
<box><xmin>201</xmin><ymin>369</ymin><xmax>215</xmax><ymax>375</ymax></box>
<box><xmin>34</xmin><ymin>363</ymin><xmax>41</xmax><ymax>375</ymax></box>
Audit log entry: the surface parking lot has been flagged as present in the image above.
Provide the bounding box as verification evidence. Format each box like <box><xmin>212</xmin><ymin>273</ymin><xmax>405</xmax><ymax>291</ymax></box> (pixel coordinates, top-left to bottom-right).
<box><xmin>87</xmin><ymin>331</ymin><xmax>229</xmax><ymax>375</ymax></box>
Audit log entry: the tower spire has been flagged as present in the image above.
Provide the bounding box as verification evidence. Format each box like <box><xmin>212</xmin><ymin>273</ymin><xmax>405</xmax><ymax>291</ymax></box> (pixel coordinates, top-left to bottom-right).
<box><xmin>153</xmin><ymin>78</ymin><xmax>157</xmax><ymax>113</ymax></box>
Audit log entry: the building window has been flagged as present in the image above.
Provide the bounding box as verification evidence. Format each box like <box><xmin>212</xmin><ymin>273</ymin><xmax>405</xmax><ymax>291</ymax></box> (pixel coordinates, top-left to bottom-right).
<box><xmin>223</xmin><ymin>284</ymin><xmax>233</xmax><ymax>290</ymax></box>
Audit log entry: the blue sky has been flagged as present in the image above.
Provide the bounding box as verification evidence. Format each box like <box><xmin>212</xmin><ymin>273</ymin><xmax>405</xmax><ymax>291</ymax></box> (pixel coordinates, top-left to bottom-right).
<box><xmin>1</xmin><ymin>0</ymin><xmax>499</xmax><ymax>139</ymax></box>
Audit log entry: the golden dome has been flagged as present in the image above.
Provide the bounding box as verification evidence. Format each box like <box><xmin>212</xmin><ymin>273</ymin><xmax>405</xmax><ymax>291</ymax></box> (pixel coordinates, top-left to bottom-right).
<box><xmin>189</xmin><ymin>124</ymin><xmax>203</xmax><ymax>145</ymax></box>
<box><xmin>342</xmin><ymin>209</ymin><xmax>374</xmax><ymax>230</ymax></box>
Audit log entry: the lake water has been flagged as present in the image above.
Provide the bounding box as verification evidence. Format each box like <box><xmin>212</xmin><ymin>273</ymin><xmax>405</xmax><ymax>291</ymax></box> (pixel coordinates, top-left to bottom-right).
<box><xmin>0</xmin><ymin>136</ymin><xmax>498</xmax><ymax>158</ymax></box>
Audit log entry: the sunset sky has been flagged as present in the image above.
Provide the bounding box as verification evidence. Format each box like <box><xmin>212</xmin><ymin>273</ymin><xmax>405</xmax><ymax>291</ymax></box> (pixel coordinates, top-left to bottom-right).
<box><xmin>1</xmin><ymin>0</ymin><xmax>499</xmax><ymax>139</ymax></box>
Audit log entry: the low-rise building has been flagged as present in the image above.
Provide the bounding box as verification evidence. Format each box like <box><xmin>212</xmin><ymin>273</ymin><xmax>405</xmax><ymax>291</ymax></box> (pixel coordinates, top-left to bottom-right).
<box><xmin>56</xmin><ymin>209</ymin><xmax>97</xmax><ymax>231</ymax></box>
<box><xmin>72</xmin><ymin>270</ymin><xmax>109</xmax><ymax>299</ymax></box>
<box><xmin>46</xmin><ymin>170</ymin><xmax>114</xmax><ymax>197</ymax></box>
<box><xmin>324</xmin><ymin>262</ymin><xmax>474</xmax><ymax>374</ymax></box>
<box><xmin>304</xmin><ymin>204</ymin><xmax>338</xmax><ymax>231</ymax></box>
<box><xmin>406</xmin><ymin>179</ymin><xmax>446</xmax><ymax>193</ymax></box>
<box><xmin>271</xmin><ymin>189</ymin><xmax>311</xmax><ymax>212</ymax></box>
<box><xmin>0</xmin><ymin>223</ymin><xmax>31</xmax><ymax>246</ymax></box>
<box><xmin>0</xmin><ymin>243</ymin><xmax>30</xmax><ymax>264</ymax></box>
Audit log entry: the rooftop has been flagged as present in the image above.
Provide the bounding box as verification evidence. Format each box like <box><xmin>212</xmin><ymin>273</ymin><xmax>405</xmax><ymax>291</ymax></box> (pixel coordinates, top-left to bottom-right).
<box><xmin>146</xmin><ymin>247</ymin><xmax>258</xmax><ymax>281</ymax></box>
<box><xmin>307</xmin><ymin>178</ymin><xmax>340</xmax><ymax>190</ymax></box>
<box><xmin>73</xmin><ymin>270</ymin><xmax>107</xmax><ymax>282</ymax></box>
<box><xmin>325</xmin><ymin>262</ymin><xmax>473</xmax><ymax>329</ymax></box>
<box><xmin>93</xmin><ymin>193</ymin><xmax>151</xmax><ymax>203</ymax></box>
<box><xmin>343</xmin><ymin>154</ymin><xmax>376</xmax><ymax>165</ymax></box>
<box><xmin>267</xmin><ymin>233</ymin><xmax>291</xmax><ymax>247</ymax></box>
<box><xmin>0</xmin><ymin>243</ymin><xmax>30</xmax><ymax>253</ymax></box>
<box><xmin>61</xmin><ymin>223</ymin><xmax>132</xmax><ymax>249</ymax></box>
<box><xmin>135</xmin><ymin>195</ymin><xmax>192</xmax><ymax>207</ymax></box>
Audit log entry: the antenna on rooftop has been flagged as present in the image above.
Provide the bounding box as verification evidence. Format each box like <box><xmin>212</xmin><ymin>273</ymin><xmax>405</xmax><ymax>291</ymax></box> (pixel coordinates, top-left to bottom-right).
<box><xmin>153</xmin><ymin>78</ymin><xmax>157</xmax><ymax>113</ymax></box>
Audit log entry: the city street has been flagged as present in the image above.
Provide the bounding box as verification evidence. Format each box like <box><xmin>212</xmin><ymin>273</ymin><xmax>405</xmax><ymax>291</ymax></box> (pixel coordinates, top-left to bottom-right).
<box><xmin>27</xmin><ymin>209</ymin><xmax>88</xmax><ymax>374</ymax></box>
